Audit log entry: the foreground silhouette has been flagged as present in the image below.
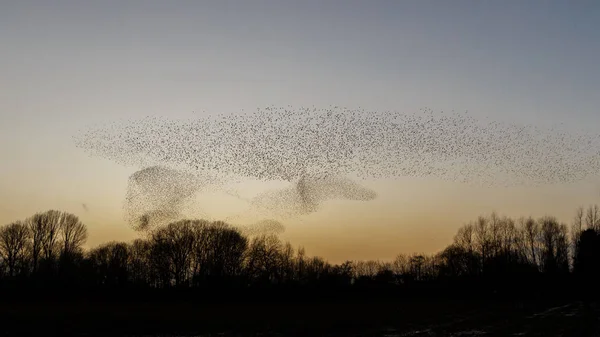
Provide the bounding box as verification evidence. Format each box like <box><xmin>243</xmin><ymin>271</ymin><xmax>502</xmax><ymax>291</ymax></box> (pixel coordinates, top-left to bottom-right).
<box><xmin>1</xmin><ymin>207</ymin><xmax>600</xmax><ymax>335</ymax></box>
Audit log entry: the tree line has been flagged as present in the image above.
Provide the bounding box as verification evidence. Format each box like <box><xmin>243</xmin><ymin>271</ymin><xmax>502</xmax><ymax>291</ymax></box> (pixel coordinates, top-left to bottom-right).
<box><xmin>1</xmin><ymin>207</ymin><xmax>600</xmax><ymax>301</ymax></box>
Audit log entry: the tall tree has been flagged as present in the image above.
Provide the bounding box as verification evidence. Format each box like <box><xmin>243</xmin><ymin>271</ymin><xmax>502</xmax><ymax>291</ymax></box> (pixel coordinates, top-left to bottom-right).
<box><xmin>59</xmin><ymin>213</ymin><xmax>88</xmax><ymax>257</ymax></box>
<box><xmin>523</xmin><ymin>217</ymin><xmax>540</xmax><ymax>269</ymax></box>
<box><xmin>0</xmin><ymin>221</ymin><xmax>31</xmax><ymax>278</ymax></box>
<box><xmin>585</xmin><ymin>205</ymin><xmax>600</xmax><ymax>232</ymax></box>
<box><xmin>539</xmin><ymin>216</ymin><xmax>569</xmax><ymax>274</ymax></box>
<box><xmin>151</xmin><ymin>220</ymin><xmax>196</xmax><ymax>287</ymax></box>
<box><xmin>37</xmin><ymin>210</ymin><xmax>63</xmax><ymax>262</ymax></box>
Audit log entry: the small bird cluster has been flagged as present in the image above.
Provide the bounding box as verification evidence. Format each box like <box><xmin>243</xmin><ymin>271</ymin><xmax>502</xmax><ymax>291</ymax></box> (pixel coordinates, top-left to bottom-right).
<box><xmin>236</xmin><ymin>219</ymin><xmax>286</xmax><ymax>236</ymax></box>
<box><xmin>243</xmin><ymin>174</ymin><xmax>378</xmax><ymax>219</ymax></box>
<box><xmin>124</xmin><ymin>166</ymin><xmax>207</xmax><ymax>231</ymax></box>
<box><xmin>74</xmin><ymin>106</ymin><xmax>600</xmax><ymax>227</ymax></box>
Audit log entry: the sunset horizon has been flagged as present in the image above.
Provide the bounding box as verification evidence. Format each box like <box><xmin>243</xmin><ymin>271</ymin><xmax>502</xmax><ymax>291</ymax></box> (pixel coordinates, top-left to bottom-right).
<box><xmin>2</xmin><ymin>1</ymin><xmax>600</xmax><ymax>335</ymax></box>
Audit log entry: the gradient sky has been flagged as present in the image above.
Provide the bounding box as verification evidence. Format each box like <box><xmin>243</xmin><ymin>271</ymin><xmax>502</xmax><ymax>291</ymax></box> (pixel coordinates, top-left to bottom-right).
<box><xmin>1</xmin><ymin>1</ymin><xmax>600</xmax><ymax>263</ymax></box>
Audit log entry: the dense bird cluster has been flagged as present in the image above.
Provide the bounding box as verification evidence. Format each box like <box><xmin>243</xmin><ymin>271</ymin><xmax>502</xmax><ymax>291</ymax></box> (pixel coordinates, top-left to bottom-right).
<box><xmin>74</xmin><ymin>106</ymin><xmax>600</xmax><ymax>228</ymax></box>
<box><xmin>75</xmin><ymin>107</ymin><xmax>600</xmax><ymax>185</ymax></box>
<box><xmin>124</xmin><ymin>166</ymin><xmax>206</xmax><ymax>230</ymax></box>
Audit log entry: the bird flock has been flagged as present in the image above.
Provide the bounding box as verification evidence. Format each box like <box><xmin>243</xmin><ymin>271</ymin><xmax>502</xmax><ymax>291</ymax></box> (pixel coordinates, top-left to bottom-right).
<box><xmin>244</xmin><ymin>175</ymin><xmax>378</xmax><ymax>219</ymax></box>
<box><xmin>123</xmin><ymin>166</ymin><xmax>205</xmax><ymax>231</ymax></box>
<box><xmin>74</xmin><ymin>106</ymin><xmax>600</xmax><ymax>230</ymax></box>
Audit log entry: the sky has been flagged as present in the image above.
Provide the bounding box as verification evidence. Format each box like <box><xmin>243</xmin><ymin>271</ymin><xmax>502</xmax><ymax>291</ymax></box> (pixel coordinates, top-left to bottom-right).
<box><xmin>1</xmin><ymin>1</ymin><xmax>600</xmax><ymax>263</ymax></box>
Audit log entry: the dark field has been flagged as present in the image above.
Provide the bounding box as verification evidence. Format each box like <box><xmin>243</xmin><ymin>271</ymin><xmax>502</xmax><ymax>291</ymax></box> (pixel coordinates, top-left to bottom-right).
<box><xmin>1</xmin><ymin>298</ymin><xmax>598</xmax><ymax>337</ymax></box>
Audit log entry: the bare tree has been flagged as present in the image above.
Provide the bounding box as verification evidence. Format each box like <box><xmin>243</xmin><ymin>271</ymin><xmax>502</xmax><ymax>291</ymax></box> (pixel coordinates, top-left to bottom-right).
<box><xmin>151</xmin><ymin>220</ymin><xmax>196</xmax><ymax>287</ymax></box>
<box><xmin>244</xmin><ymin>234</ymin><xmax>282</xmax><ymax>283</ymax></box>
<box><xmin>585</xmin><ymin>205</ymin><xmax>600</xmax><ymax>232</ymax></box>
<box><xmin>25</xmin><ymin>213</ymin><xmax>45</xmax><ymax>272</ymax></box>
<box><xmin>88</xmin><ymin>241</ymin><xmax>129</xmax><ymax>286</ymax></box>
<box><xmin>515</xmin><ymin>217</ymin><xmax>529</xmax><ymax>260</ymax></box>
<box><xmin>28</xmin><ymin>210</ymin><xmax>63</xmax><ymax>263</ymax></box>
<box><xmin>352</xmin><ymin>260</ymin><xmax>381</xmax><ymax>279</ymax></box>
<box><xmin>108</xmin><ymin>242</ymin><xmax>129</xmax><ymax>285</ymax></box>
<box><xmin>499</xmin><ymin>216</ymin><xmax>519</xmax><ymax>262</ymax></box>
<box><xmin>25</xmin><ymin>211</ymin><xmax>87</xmax><ymax>273</ymax></box>
<box><xmin>438</xmin><ymin>244</ymin><xmax>470</xmax><ymax>278</ymax></box>
<box><xmin>556</xmin><ymin>223</ymin><xmax>570</xmax><ymax>273</ymax></box>
<box><xmin>574</xmin><ymin>206</ymin><xmax>585</xmax><ymax>232</ymax></box>
<box><xmin>128</xmin><ymin>239</ymin><xmax>152</xmax><ymax>286</ymax></box>
<box><xmin>454</xmin><ymin>224</ymin><xmax>475</xmax><ymax>254</ymax></box>
<box><xmin>59</xmin><ymin>213</ymin><xmax>88</xmax><ymax>257</ymax></box>
<box><xmin>295</xmin><ymin>246</ymin><xmax>306</xmax><ymax>281</ymax></box>
<box><xmin>489</xmin><ymin>212</ymin><xmax>501</xmax><ymax>257</ymax></box>
<box><xmin>189</xmin><ymin>219</ymin><xmax>212</xmax><ymax>280</ymax></box>
<box><xmin>539</xmin><ymin>216</ymin><xmax>569</xmax><ymax>274</ymax></box>
<box><xmin>192</xmin><ymin>220</ymin><xmax>247</xmax><ymax>282</ymax></box>
<box><xmin>522</xmin><ymin>217</ymin><xmax>540</xmax><ymax>268</ymax></box>
<box><xmin>392</xmin><ymin>253</ymin><xmax>409</xmax><ymax>275</ymax></box>
<box><xmin>87</xmin><ymin>243</ymin><xmax>110</xmax><ymax>285</ymax></box>
<box><xmin>409</xmin><ymin>254</ymin><xmax>426</xmax><ymax>281</ymax></box>
<box><xmin>278</xmin><ymin>241</ymin><xmax>295</xmax><ymax>283</ymax></box>
<box><xmin>571</xmin><ymin>207</ymin><xmax>585</xmax><ymax>268</ymax></box>
<box><xmin>305</xmin><ymin>256</ymin><xmax>330</xmax><ymax>281</ymax></box>
<box><xmin>474</xmin><ymin>216</ymin><xmax>491</xmax><ymax>271</ymax></box>
<box><xmin>0</xmin><ymin>221</ymin><xmax>31</xmax><ymax>277</ymax></box>
<box><xmin>453</xmin><ymin>223</ymin><xmax>481</xmax><ymax>276</ymax></box>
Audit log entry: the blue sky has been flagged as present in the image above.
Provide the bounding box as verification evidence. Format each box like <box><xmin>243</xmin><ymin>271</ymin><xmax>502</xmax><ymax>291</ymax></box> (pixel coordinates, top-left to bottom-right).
<box><xmin>1</xmin><ymin>1</ymin><xmax>599</xmax><ymax>259</ymax></box>
<box><xmin>3</xmin><ymin>1</ymin><xmax>599</xmax><ymax>126</ymax></box>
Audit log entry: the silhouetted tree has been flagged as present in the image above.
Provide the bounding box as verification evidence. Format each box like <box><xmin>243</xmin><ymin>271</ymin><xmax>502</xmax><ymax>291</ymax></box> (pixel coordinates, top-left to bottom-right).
<box><xmin>574</xmin><ymin>228</ymin><xmax>600</xmax><ymax>300</ymax></box>
<box><xmin>277</xmin><ymin>241</ymin><xmax>295</xmax><ymax>284</ymax></box>
<box><xmin>192</xmin><ymin>220</ymin><xmax>247</xmax><ymax>286</ymax></box>
<box><xmin>330</xmin><ymin>260</ymin><xmax>353</xmax><ymax>286</ymax></box>
<box><xmin>25</xmin><ymin>213</ymin><xmax>46</xmax><ymax>274</ymax></box>
<box><xmin>2</xmin><ymin>206</ymin><xmax>600</xmax><ymax>303</ymax></box>
<box><xmin>88</xmin><ymin>243</ymin><xmax>111</xmax><ymax>286</ymax></box>
<box><xmin>128</xmin><ymin>239</ymin><xmax>152</xmax><ymax>286</ymax></box>
<box><xmin>522</xmin><ymin>216</ymin><xmax>541</xmax><ymax>269</ymax></box>
<box><xmin>539</xmin><ymin>216</ymin><xmax>569</xmax><ymax>274</ymax></box>
<box><xmin>572</xmin><ymin>207</ymin><xmax>585</xmax><ymax>265</ymax></box>
<box><xmin>305</xmin><ymin>256</ymin><xmax>330</xmax><ymax>283</ymax></box>
<box><xmin>585</xmin><ymin>204</ymin><xmax>600</xmax><ymax>232</ymax></box>
<box><xmin>151</xmin><ymin>220</ymin><xmax>195</xmax><ymax>287</ymax></box>
<box><xmin>87</xmin><ymin>242</ymin><xmax>131</xmax><ymax>287</ymax></box>
<box><xmin>0</xmin><ymin>221</ymin><xmax>30</xmax><ymax>278</ymax></box>
<box><xmin>245</xmin><ymin>234</ymin><xmax>286</xmax><ymax>285</ymax></box>
<box><xmin>60</xmin><ymin>213</ymin><xmax>88</xmax><ymax>258</ymax></box>
<box><xmin>409</xmin><ymin>254</ymin><xmax>425</xmax><ymax>281</ymax></box>
<box><xmin>391</xmin><ymin>253</ymin><xmax>408</xmax><ymax>276</ymax></box>
<box><xmin>439</xmin><ymin>244</ymin><xmax>472</xmax><ymax>279</ymax></box>
<box><xmin>39</xmin><ymin>210</ymin><xmax>63</xmax><ymax>261</ymax></box>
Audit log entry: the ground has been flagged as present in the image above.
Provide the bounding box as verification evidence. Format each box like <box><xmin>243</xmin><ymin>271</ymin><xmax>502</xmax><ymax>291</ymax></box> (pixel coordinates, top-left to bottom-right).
<box><xmin>0</xmin><ymin>299</ymin><xmax>598</xmax><ymax>336</ymax></box>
